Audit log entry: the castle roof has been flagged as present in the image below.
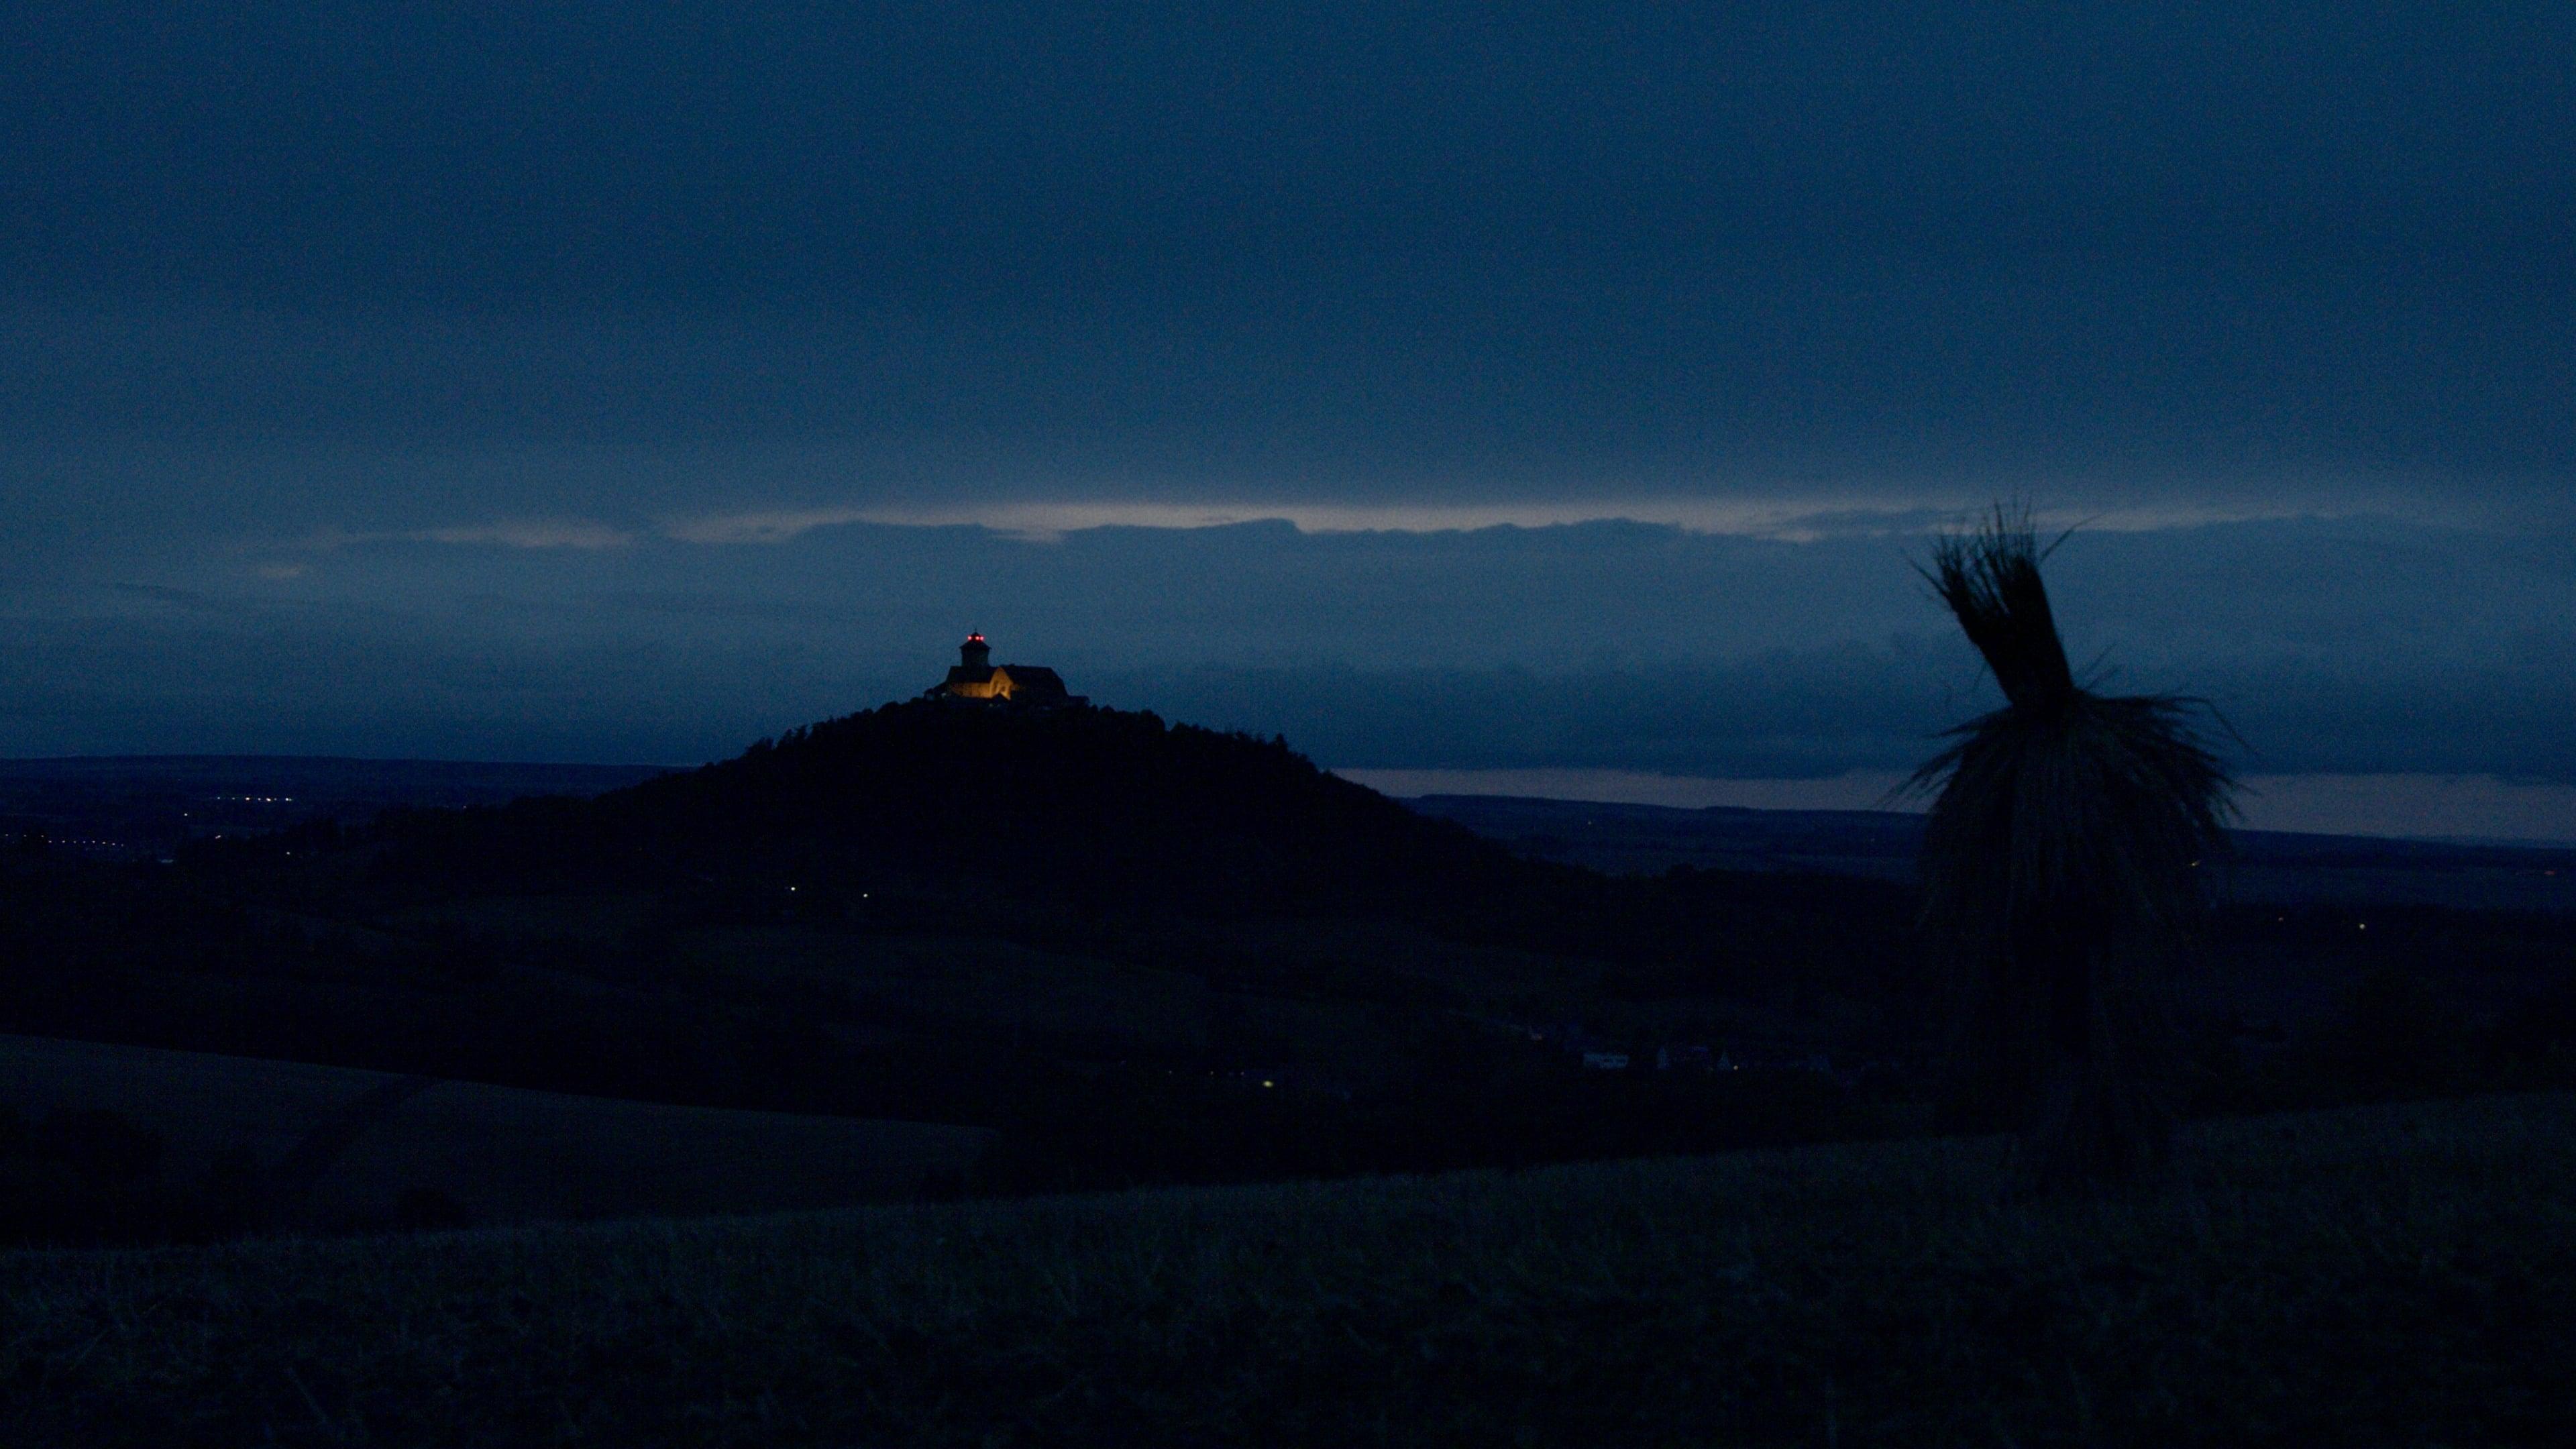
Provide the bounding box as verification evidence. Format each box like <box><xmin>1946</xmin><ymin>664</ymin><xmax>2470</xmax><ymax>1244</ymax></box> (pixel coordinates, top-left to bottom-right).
<box><xmin>991</xmin><ymin>665</ymin><xmax>1069</xmax><ymax>696</ymax></box>
<box><xmin>930</xmin><ymin>647</ymin><xmax>1083</xmax><ymax>707</ymax></box>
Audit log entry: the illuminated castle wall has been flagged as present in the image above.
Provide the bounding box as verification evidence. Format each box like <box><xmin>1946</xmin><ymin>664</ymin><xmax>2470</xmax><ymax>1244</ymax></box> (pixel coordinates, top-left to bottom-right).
<box><xmin>927</xmin><ymin>635</ymin><xmax>1085</xmax><ymax>707</ymax></box>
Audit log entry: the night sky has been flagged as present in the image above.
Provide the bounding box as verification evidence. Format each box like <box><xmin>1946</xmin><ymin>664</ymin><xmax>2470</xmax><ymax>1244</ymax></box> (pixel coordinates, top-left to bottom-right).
<box><xmin>4</xmin><ymin>5</ymin><xmax>2570</xmax><ymax>829</ymax></box>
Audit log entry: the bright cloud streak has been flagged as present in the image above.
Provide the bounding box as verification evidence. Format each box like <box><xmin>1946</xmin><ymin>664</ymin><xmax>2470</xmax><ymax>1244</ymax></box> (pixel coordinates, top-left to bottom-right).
<box><xmin>413</xmin><ymin>521</ymin><xmax>640</xmax><ymax>550</ymax></box>
<box><xmin>298</xmin><ymin>521</ymin><xmax>643</xmax><ymax>551</ymax></box>
<box><xmin>659</xmin><ymin>497</ymin><xmax>2343</xmax><ymax>545</ymax></box>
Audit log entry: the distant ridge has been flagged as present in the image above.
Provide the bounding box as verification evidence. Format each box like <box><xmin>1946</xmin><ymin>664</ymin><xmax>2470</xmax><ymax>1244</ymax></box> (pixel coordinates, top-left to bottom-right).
<box><xmin>0</xmin><ymin>755</ymin><xmax>677</xmax><ymax>859</ymax></box>
<box><xmin>0</xmin><ymin>754</ymin><xmax>674</xmax><ymax>787</ymax></box>
<box><xmin>1403</xmin><ymin>794</ymin><xmax>2576</xmax><ymax>914</ymax></box>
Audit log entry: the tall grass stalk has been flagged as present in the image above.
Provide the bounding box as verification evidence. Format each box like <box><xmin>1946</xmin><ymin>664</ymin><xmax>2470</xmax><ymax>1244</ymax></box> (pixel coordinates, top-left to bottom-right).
<box><xmin>1913</xmin><ymin>506</ymin><xmax>2237</xmax><ymax>1191</ymax></box>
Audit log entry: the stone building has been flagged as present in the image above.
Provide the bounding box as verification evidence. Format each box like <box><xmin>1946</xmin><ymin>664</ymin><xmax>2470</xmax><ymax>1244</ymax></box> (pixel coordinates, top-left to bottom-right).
<box><xmin>926</xmin><ymin>634</ymin><xmax>1085</xmax><ymax>707</ymax></box>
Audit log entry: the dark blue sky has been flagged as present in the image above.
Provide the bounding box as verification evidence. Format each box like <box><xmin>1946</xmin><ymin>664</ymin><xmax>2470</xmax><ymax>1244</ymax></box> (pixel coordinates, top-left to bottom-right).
<box><xmin>3</xmin><ymin>5</ymin><xmax>2571</xmax><ymax>808</ymax></box>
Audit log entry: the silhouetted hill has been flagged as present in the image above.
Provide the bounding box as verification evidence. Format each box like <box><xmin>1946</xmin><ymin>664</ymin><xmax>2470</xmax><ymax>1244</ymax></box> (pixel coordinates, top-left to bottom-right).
<box><xmin>352</xmin><ymin>704</ymin><xmax>1931</xmax><ymax>1012</ymax></box>
<box><xmin>375</xmin><ymin>701</ymin><xmax>1546</xmax><ymax>922</ymax></box>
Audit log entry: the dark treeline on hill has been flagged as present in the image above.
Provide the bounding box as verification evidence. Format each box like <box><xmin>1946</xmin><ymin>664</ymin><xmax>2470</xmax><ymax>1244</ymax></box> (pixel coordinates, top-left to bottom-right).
<box><xmin>3</xmin><ymin>700</ymin><xmax>2575</xmax><ymax>1232</ymax></box>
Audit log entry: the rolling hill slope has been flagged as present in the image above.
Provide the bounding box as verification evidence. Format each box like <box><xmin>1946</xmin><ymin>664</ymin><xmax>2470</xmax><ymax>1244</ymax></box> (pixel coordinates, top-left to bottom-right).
<box><xmin>0</xmin><ymin>1034</ymin><xmax>989</xmax><ymax>1230</ymax></box>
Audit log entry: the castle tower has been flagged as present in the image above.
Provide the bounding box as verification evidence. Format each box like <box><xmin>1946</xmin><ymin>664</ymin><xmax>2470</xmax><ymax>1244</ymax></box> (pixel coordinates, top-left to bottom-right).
<box><xmin>959</xmin><ymin>633</ymin><xmax>991</xmax><ymax>671</ymax></box>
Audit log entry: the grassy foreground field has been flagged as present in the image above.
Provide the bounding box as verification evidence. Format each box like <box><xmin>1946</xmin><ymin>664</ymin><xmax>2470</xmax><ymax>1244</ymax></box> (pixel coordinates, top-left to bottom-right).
<box><xmin>5</xmin><ymin>1094</ymin><xmax>2572</xmax><ymax>1447</ymax></box>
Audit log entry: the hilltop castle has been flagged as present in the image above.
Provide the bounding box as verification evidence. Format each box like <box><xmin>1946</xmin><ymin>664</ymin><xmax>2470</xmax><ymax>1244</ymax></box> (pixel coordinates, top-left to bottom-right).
<box><xmin>926</xmin><ymin>635</ymin><xmax>1085</xmax><ymax>708</ymax></box>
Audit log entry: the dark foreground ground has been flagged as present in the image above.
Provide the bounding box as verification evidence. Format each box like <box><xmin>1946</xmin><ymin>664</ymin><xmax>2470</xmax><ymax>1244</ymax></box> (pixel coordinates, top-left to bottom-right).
<box><xmin>5</xmin><ymin>1092</ymin><xmax>2570</xmax><ymax>1447</ymax></box>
